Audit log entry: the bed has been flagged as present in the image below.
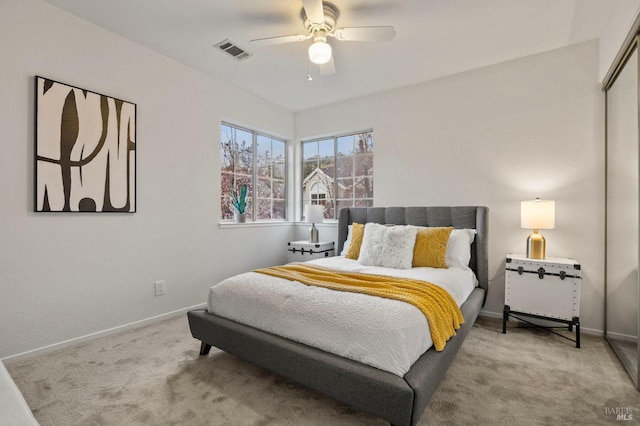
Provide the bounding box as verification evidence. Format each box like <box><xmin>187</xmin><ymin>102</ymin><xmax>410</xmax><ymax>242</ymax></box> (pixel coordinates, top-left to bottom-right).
<box><xmin>0</xmin><ymin>361</ymin><xmax>39</xmax><ymax>426</ymax></box>
<box><xmin>188</xmin><ymin>206</ymin><xmax>488</xmax><ymax>426</ymax></box>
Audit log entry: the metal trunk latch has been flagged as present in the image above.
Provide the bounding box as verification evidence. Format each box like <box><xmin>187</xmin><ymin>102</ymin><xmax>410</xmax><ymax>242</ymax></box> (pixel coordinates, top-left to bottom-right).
<box><xmin>537</xmin><ymin>267</ymin><xmax>545</xmax><ymax>279</ymax></box>
<box><xmin>559</xmin><ymin>271</ymin><xmax>566</xmax><ymax>280</ymax></box>
<box><xmin>517</xmin><ymin>267</ymin><xmax>524</xmax><ymax>275</ymax></box>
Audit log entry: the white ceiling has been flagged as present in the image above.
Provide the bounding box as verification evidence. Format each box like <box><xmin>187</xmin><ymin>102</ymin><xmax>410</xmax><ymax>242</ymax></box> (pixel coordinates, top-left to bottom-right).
<box><xmin>41</xmin><ymin>0</ymin><xmax>613</xmax><ymax>112</ymax></box>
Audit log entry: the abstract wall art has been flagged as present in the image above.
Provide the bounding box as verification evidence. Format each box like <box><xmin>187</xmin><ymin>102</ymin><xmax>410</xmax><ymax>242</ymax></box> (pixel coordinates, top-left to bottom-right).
<box><xmin>35</xmin><ymin>76</ymin><xmax>136</xmax><ymax>212</ymax></box>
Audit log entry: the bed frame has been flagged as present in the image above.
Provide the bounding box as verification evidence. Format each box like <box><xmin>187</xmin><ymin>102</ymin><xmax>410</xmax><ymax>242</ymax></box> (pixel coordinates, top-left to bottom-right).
<box><xmin>188</xmin><ymin>206</ymin><xmax>488</xmax><ymax>426</ymax></box>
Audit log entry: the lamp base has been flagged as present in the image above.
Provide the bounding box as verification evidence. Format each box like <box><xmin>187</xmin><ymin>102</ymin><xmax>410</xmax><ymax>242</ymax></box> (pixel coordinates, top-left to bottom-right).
<box><xmin>309</xmin><ymin>224</ymin><xmax>319</xmax><ymax>243</ymax></box>
<box><xmin>526</xmin><ymin>230</ymin><xmax>546</xmax><ymax>259</ymax></box>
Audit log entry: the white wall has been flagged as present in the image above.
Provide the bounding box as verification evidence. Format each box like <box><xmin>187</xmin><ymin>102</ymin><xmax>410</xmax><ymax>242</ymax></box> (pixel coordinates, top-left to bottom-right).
<box><xmin>295</xmin><ymin>40</ymin><xmax>605</xmax><ymax>332</ymax></box>
<box><xmin>0</xmin><ymin>0</ymin><xmax>295</xmax><ymax>359</ymax></box>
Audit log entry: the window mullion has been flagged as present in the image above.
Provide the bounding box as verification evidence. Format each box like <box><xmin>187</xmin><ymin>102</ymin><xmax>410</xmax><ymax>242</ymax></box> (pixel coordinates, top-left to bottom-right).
<box><xmin>333</xmin><ymin>136</ymin><xmax>338</xmax><ymax>219</ymax></box>
<box><xmin>252</xmin><ymin>131</ymin><xmax>257</xmax><ymax>221</ymax></box>
<box><xmin>352</xmin><ymin>145</ymin><xmax>356</xmax><ymax>203</ymax></box>
<box><xmin>232</xmin><ymin>127</ymin><xmax>238</xmax><ymax>209</ymax></box>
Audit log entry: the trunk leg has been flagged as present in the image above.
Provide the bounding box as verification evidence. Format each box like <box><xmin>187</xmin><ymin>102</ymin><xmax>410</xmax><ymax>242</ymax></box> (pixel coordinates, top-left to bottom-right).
<box><xmin>502</xmin><ymin>305</ymin><xmax>510</xmax><ymax>334</ymax></box>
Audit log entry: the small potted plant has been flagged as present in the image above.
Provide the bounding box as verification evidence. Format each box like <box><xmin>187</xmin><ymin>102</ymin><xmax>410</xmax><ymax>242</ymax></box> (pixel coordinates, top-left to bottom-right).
<box><xmin>230</xmin><ymin>184</ymin><xmax>248</xmax><ymax>223</ymax></box>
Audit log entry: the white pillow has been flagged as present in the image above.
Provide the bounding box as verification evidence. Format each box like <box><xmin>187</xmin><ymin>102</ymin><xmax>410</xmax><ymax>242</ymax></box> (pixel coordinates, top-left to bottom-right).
<box><xmin>357</xmin><ymin>223</ymin><xmax>388</xmax><ymax>266</ymax></box>
<box><xmin>340</xmin><ymin>224</ymin><xmax>353</xmax><ymax>256</ymax></box>
<box><xmin>446</xmin><ymin>229</ymin><xmax>477</xmax><ymax>268</ymax></box>
<box><xmin>380</xmin><ymin>225</ymin><xmax>417</xmax><ymax>269</ymax></box>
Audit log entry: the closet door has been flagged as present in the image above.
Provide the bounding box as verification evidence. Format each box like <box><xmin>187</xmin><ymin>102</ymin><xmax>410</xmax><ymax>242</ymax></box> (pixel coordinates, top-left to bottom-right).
<box><xmin>606</xmin><ymin>46</ymin><xmax>639</xmax><ymax>388</ymax></box>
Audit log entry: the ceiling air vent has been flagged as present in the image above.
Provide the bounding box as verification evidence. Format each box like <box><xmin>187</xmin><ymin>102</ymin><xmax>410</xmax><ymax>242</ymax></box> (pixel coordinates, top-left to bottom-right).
<box><xmin>214</xmin><ymin>39</ymin><xmax>252</xmax><ymax>61</ymax></box>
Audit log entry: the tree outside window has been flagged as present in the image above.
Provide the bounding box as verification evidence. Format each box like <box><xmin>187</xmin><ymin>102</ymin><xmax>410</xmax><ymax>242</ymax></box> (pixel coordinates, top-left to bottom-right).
<box><xmin>302</xmin><ymin>131</ymin><xmax>373</xmax><ymax>220</ymax></box>
<box><xmin>221</xmin><ymin>123</ymin><xmax>286</xmax><ymax>221</ymax></box>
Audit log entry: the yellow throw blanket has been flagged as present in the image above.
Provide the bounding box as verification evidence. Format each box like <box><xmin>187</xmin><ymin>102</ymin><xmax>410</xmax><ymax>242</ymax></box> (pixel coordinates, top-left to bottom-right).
<box><xmin>254</xmin><ymin>263</ymin><xmax>464</xmax><ymax>351</ymax></box>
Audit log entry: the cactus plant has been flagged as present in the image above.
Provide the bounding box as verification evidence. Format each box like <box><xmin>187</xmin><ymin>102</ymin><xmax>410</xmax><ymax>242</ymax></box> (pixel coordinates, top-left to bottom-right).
<box><xmin>230</xmin><ymin>184</ymin><xmax>248</xmax><ymax>214</ymax></box>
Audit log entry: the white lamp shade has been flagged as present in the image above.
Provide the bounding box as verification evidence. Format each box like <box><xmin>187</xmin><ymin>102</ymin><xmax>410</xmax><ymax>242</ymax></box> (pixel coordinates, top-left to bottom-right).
<box><xmin>308</xmin><ymin>41</ymin><xmax>332</xmax><ymax>64</ymax></box>
<box><xmin>304</xmin><ymin>204</ymin><xmax>325</xmax><ymax>223</ymax></box>
<box><xmin>521</xmin><ymin>199</ymin><xmax>555</xmax><ymax>229</ymax></box>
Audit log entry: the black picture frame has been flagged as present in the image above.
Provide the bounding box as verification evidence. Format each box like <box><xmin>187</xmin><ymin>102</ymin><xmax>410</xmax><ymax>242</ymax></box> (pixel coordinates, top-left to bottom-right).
<box><xmin>34</xmin><ymin>76</ymin><xmax>136</xmax><ymax>213</ymax></box>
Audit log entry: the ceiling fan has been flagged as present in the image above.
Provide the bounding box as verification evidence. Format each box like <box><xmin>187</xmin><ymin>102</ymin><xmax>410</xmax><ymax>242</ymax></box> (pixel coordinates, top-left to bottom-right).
<box><xmin>249</xmin><ymin>0</ymin><xmax>396</xmax><ymax>76</ymax></box>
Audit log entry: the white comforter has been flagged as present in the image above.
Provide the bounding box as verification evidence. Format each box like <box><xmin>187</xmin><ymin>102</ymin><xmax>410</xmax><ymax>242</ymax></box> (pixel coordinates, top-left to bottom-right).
<box><xmin>207</xmin><ymin>257</ymin><xmax>477</xmax><ymax>376</ymax></box>
<box><xmin>0</xmin><ymin>362</ymin><xmax>39</xmax><ymax>426</ymax></box>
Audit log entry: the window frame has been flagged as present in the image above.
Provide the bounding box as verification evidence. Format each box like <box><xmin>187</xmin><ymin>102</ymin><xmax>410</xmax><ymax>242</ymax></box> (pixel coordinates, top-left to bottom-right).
<box><xmin>301</xmin><ymin>129</ymin><xmax>373</xmax><ymax>220</ymax></box>
<box><xmin>220</xmin><ymin>121</ymin><xmax>287</xmax><ymax>223</ymax></box>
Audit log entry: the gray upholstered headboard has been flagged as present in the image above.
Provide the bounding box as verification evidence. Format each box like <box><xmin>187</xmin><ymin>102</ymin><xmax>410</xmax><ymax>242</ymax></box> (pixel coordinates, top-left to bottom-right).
<box><xmin>337</xmin><ymin>206</ymin><xmax>489</xmax><ymax>294</ymax></box>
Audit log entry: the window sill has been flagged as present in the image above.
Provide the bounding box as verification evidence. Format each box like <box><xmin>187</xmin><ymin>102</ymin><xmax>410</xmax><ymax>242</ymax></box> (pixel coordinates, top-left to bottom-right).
<box><xmin>293</xmin><ymin>221</ymin><xmax>338</xmax><ymax>227</ymax></box>
<box><xmin>218</xmin><ymin>220</ymin><xmax>339</xmax><ymax>229</ymax></box>
<box><xmin>219</xmin><ymin>221</ymin><xmax>292</xmax><ymax>229</ymax></box>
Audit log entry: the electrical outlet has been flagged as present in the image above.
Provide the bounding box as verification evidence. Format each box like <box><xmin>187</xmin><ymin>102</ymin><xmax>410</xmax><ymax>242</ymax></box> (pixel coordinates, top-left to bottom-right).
<box><xmin>155</xmin><ymin>280</ymin><xmax>165</xmax><ymax>296</ymax></box>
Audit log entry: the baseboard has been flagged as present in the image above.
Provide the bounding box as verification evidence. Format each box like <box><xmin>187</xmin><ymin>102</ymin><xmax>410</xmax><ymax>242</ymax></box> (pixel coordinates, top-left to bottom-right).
<box><xmin>479</xmin><ymin>308</ymin><xmax>604</xmax><ymax>337</ymax></box>
<box><xmin>605</xmin><ymin>331</ymin><xmax>638</xmax><ymax>343</ymax></box>
<box><xmin>1</xmin><ymin>303</ymin><xmax>206</xmax><ymax>364</ymax></box>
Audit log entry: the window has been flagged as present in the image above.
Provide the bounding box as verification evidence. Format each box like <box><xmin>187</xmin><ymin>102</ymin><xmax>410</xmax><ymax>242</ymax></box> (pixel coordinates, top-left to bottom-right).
<box><xmin>220</xmin><ymin>123</ymin><xmax>286</xmax><ymax>221</ymax></box>
<box><xmin>302</xmin><ymin>131</ymin><xmax>373</xmax><ymax>219</ymax></box>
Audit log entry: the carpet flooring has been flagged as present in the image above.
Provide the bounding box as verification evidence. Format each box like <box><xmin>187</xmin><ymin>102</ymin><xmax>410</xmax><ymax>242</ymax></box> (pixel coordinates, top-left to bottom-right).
<box><xmin>6</xmin><ymin>315</ymin><xmax>640</xmax><ymax>425</ymax></box>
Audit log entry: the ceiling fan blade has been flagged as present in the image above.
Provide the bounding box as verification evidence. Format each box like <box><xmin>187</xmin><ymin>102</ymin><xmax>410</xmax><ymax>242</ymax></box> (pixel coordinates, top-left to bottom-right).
<box><xmin>302</xmin><ymin>0</ymin><xmax>325</xmax><ymax>25</ymax></box>
<box><xmin>319</xmin><ymin>56</ymin><xmax>336</xmax><ymax>76</ymax></box>
<box><xmin>249</xmin><ymin>34</ymin><xmax>310</xmax><ymax>46</ymax></box>
<box><xmin>333</xmin><ymin>26</ymin><xmax>396</xmax><ymax>42</ymax></box>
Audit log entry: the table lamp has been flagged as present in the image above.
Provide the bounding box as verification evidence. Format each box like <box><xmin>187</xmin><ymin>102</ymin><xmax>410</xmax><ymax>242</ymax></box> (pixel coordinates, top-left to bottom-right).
<box><xmin>304</xmin><ymin>204</ymin><xmax>324</xmax><ymax>243</ymax></box>
<box><xmin>521</xmin><ymin>198</ymin><xmax>555</xmax><ymax>259</ymax></box>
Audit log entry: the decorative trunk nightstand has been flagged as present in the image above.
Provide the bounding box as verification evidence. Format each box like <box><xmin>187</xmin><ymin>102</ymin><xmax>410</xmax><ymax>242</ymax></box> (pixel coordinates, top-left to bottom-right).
<box><xmin>503</xmin><ymin>254</ymin><xmax>581</xmax><ymax>347</ymax></box>
<box><xmin>287</xmin><ymin>241</ymin><xmax>335</xmax><ymax>263</ymax></box>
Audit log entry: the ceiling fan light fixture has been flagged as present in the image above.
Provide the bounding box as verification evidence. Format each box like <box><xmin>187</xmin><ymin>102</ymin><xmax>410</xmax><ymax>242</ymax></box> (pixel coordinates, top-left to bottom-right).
<box><xmin>308</xmin><ymin>40</ymin><xmax>332</xmax><ymax>64</ymax></box>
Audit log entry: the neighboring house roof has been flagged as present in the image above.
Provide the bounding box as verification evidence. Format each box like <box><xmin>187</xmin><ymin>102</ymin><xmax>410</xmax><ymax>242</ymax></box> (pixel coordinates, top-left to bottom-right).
<box><xmin>302</xmin><ymin>167</ymin><xmax>346</xmax><ymax>191</ymax></box>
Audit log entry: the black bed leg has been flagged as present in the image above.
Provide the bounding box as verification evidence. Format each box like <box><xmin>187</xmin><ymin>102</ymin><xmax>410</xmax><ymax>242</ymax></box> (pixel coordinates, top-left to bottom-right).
<box><xmin>199</xmin><ymin>341</ymin><xmax>212</xmax><ymax>355</ymax></box>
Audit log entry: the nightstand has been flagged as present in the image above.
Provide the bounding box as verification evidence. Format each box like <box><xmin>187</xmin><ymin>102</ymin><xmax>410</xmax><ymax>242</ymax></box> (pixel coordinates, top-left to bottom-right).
<box><xmin>287</xmin><ymin>241</ymin><xmax>335</xmax><ymax>263</ymax></box>
<box><xmin>502</xmin><ymin>254</ymin><xmax>582</xmax><ymax>348</ymax></box>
